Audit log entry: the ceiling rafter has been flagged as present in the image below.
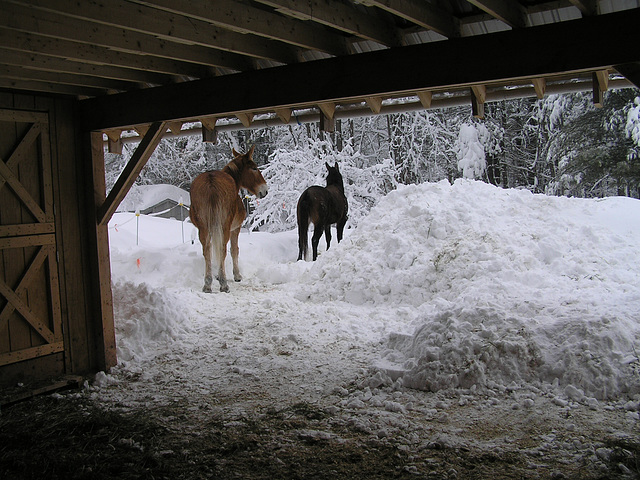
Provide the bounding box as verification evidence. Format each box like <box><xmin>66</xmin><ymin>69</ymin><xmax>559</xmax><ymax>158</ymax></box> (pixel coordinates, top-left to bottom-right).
<box><xmin>254</xmin><ymin>0</ymin><xmax>402</xmax><ymax>47</ymax></box>
<box><xmin>0</xmin><ymin>1</ymin><xmax>253</xmax><ymax>72</ymax></box>
<box><xmin>0</xmin><ymin>48</ymin><xmax>166</xmax><ymax>85</ymax></box>
<box><xmin>466</xmin><ymin>0</ymin><xmax>528</xmax><ymax>28</ymax></box>
<box><xmin>130</xmin><ymin>0</ymin><xmax>349</xmax><ymax>56</ymax></box>
<box><xmin>7</xmin><ymin>0</ymin><xmax>300</xmax><ymax>64</ymax></box>
<box><xmin>357</xmin><ymin>0</ymin><xmax>460</xmax><ymax>38</ymax></box>
<box><xmin>569</xmin><ymin>0</ymin><xmax>598</xmax><ymax>15</ymax></box>
<box><xmin>0</xmin><ymin>29</ymin><xmax>212</xmax><ymax>79</ymax></box>
<box><xmin>0</xmin><ymin>64</ymin><xmax>136</xmax><ymax>91</ymax></box>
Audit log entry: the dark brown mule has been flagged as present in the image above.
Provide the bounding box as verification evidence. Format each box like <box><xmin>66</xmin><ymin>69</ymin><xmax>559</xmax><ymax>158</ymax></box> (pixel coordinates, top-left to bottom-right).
<box><xmin>190</xmin><ymin>146</ymin><xmax>268</xmax><ymax>292</ymax></box>
<box><xmin>297</xmin><ymin>162</ymin><xmax>348</xmax><ymax>261</ymax></box>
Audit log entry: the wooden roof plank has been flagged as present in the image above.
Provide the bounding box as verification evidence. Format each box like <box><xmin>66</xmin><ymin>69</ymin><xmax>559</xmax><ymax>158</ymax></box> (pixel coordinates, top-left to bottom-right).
<box><xmin>255</xmin><ymin>0</ymin><xmax>402</xmax><ymax>47</ymax></box>
<box><xmin>0</xmin><ymin>48</ymin><xmax>166</xmax><ymax>85</ymax></box>
<box><xmin>0</xmin><ymin>64</ymin><xmax>137</xmax><ymax>91</ymax></box>
<box><xmin>11</xmin><ymin>0</ymin><xmax>297</xmax><ymax>63</ymax></box>
<box><xmin>1</xmin><ymin>1</ymin><xmax>255</xmax><ymax>71</ymax></box>
<box><xmin>466</xmin><ymin>0</ymin><xmax>528</xmax><ymax>28</ymax></box>
<box><xmin>361</xmin><ymin>0</ymin><xmax>460</xmax><ymax>38</ymax></box>
<box><xmin>131</xmin><ymin>0</ymin><xmax>349</xmax><ymax>56</ymax></box>
<box><xmin>0</xmin><ymin>28</ymin><xmax>217</xmax><ymax>78</ymax></box>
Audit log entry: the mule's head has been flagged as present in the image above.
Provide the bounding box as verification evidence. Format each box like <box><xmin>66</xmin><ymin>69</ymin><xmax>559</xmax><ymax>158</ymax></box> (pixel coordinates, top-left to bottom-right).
<box><xmin>233</xmin><ymin>145</ymin><xmax>268</xmax><ymax>199</ymax></box>
<box><xmin>325</xmin><ymin>162</ymin><xmax>344</xmax><ymax>190</ymax></box>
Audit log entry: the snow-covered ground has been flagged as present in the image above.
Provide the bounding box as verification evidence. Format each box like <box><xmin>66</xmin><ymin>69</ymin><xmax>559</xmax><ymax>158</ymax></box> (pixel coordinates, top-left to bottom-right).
<box><xmin>95</xmin><ymin>179</ymin><xmax>640</xmax><ymax>476</ymax></box>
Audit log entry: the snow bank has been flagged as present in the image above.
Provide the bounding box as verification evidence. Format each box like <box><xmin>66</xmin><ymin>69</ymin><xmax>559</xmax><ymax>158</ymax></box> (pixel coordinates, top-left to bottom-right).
<box><xmin>112</xmin><ymin>281</ymin><xmax>192</xmax><ymax>364</ymax></box>
<box><xmin>107</xmin><ymin>180</ymin><xmax>640</xmax><ymax>403</ymax></box>
<box><xmin>296</xmin><ymin>180</ymin><xmax>640</xmax><ymax>399</ymax></box>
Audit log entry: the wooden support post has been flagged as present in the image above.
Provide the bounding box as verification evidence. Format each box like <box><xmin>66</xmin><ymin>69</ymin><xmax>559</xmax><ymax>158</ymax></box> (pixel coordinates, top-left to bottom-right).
<box><xmin>97</xmin><ymin>121</ymin><xmax>167</xmax><ymax>226</ymax></box>
<box><xmin>471</xmin><ymin>85</ymin><xmax>486</xmax><ymax>119</ymax></box>
<box><xmin>593</xmin><ymin>70</ymin><xmax>609</xmax><ymax>108</ymax></box>
<box><xmin>318</xmin><ymin>102</ymin><xmax>335</xmax><ymax>132</ymax></box>
<box><xmin>200</xmin><ymin>117</ymin><xmax>218</xmax><ymax>143</ymax></box>
<box><xmin>417</xmin><ymin>91</ymin><xmax>433</xmax><ymax>109</ymax></box>
<box><xmin>236</xmin><ymin>112</ymin><xmax>254</xmax><ymax>128</ymax></box>
<box><xmin>366</xmin><ymin>97</ymin><xmax>383</xmax><ymax>114</ymax></box>
<box><xmin>167</xmin><ymin>121</ymin><xmax>183</xmax><ymax>135</ymax></box>
<box><xmin>105</xmin><ymin>129</ymin><xmax>123</xmax><ymax>155</ymax></box>
<box><xmin>88</xmin><ymin>131</ymin><xmax>117</xmax><ymax>372</ymax></box>
<box><xmin>532</xmin><ymin>78</ymin><xmax>546</xmax><ymax>99</ymax></box>
<box><xmin>275</xmin><ymin>108</ymin><xmax>292</xmax><ymax>124</ymax></box>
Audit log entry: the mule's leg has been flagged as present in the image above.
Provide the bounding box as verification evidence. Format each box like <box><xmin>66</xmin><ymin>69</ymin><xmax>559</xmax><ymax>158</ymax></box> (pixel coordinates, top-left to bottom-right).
<box><xmin>199</xmin><ymin>229</ymin><xmax>214</xmax><ymax>293</ymax></box>
<box><xmin>311</xmin><ymin>223</ymin><xmax>323</xmax><ymax>261</ymax></box>
<box><xmin>337</xmin><ymin>217</ymin><xmax>347</xmax><ymax>243</ymax></box>
<box><xmin>230</xmin><ymin>226</ymin><xmax>242</xmax><ymax>282</ymax></box>
<box><xmin>215</xmin><ymin>227</ymin><xmax>231</xmax><ymax>293</ymax></box>
<box><xmin>324</xmin><ymin>225</ymin><xmax>332</xmax><ymax>251</ymax></box>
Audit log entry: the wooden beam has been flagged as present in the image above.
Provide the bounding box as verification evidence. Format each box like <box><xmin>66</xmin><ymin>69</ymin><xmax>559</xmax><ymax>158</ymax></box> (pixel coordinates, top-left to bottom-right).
<box><xmin>97</xmin><ymin>121</ymin><xmax>167</xmax><ymax>226</ymax></box>
<box><xmin>318</xmin><ymin>102</ymin><xmax>336</xmax><ymax>120</ymax></box>
<box><xmin>466</xmin><ymin>0</ymin><xmax>528</xmax><ymax>29</ymax></box>
<box><xmin>365</xmin><ymin>97</ymin><xmax>383</xmax><ymax>114</ymax></box>
<box><xmin>1</xmin><ymin>1</ymin><xmax>254</xmax><ymax>71</ymax></box>
<box><xmin>12</xmin><ymin>0</ymin><xmax>300</xmax><ymax>63</ymax></box>
<box><xmin>88</xmin><ymin>131</ymin><xmax>117</xmax><ymax>372</ymax></box>
<box><xmin>594</xmin><ymin>69</ymin><xmax>609</xmax><ymax>91</ymax></box>
<box><xmin>200</xmin><ymin>117</ymin><xmax>218</xmax><ymax>143</ymax></box>
<box><xmin>361</xmin><ymin>0</ymin><xmax>459</xmax><ymax>38</ymax></box>
<box><xmin>569</xmin><ymin>0</ymin><xmax>598</xmax><ymax>16</ymax></box>
<box><xmin>0</xmin><ymin>64</ymin><xmax>138</xmax><ymax>92</ymax></box>
<box><xmin>167</xmin><ymin>121</ymin><xmax>183</xmax><ymax>135</ymax></box>
<box><xmin>275</xmin><ymin>108</ymin><xmax>292</xmax><ymax>124</ymax></box>
<box><xmin>129</xmin><ymin>0</ymin><xmax>347</xmax><ymax>56</ymax></box>
<box><xmin>471</xmin><ymin>86</ymin><xmax>485</xmax><ymax>119</ymax></box>
<box><xmin>79</xmin><ymin>9</ymin><xmax>640</xmax><ymax>131</ymax></box>
<box><xmin>532</xmin><ymin>78</ymin><xmax>546</xmax><ymax>99</ymax></box>
<box><xmin>592</xmin><ymin>70</ymin><xmax>609</xmax><ymax>108</ymax></box>
<box><xmin>319</xmin><ymin>112</ymin><xmax>335</xmax><ymax>133</ymax></box>
<box><xmin>236</xmin><ymin>113</ymin><xmax>254</xmax><ymax>128</ymax></box>
<box><xmin>255</xmin><ymin>0</ymin><xmax>402</xmax><ymax>47</ymax></box>
<box><xmin>417</xmin><ymin>91</ymin><xmax>432</xmax><ymax>109</ymax></box>
<box><xmin>0</xmin><ymin>47</ymin><xmax>167</xmax><ymax>85</ymax></box>
<box><xmin>0</xmin><ymin>29</ymin><xmax>218</xmax><ymax>78</ymax></box>
<box><xmin>107</xmin><ymin>137</ymin><xmax>123</xmax><ymax>155</ymax></box>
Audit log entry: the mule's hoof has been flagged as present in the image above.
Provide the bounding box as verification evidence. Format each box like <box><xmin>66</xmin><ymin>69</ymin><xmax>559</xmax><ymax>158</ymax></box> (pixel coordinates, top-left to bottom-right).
<box><xmin>234</xmin><ymin>275</ymin><xmax>242</xmax><ymax>282</ymax></box>
<box><xmin>202</xmin><ymin>285</ymin><xmax>212</xmax><ymax>293</ymax></box>
<box><xmin>220</xmin><ymin>285</ymin><xmax>230</xmax><ymax>293</ymax></box>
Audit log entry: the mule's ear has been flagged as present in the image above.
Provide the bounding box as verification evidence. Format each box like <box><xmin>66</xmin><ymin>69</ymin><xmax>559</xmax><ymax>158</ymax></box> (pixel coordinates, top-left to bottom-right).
<box><xmin>325</xmin><ymin>162</ymin><xmax>331</xmax><ymax>170</ymax></box>
<box><xmin>248</xmin><ymin>145</ymin><xmax>255</xmax><ymax>158</ymax></box>
<box><xmin>232</xmin><ymin>148</ymin><xmax>239</xmax><ymax>157</ymax></box>
<box><xmin>334</xmin><ymin>162</ymin><xmax>339</xmax><ymax>170</ymax></box>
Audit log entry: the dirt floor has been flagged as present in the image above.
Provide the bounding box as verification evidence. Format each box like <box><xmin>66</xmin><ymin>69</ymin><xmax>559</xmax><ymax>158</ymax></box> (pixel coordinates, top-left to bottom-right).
<box><xmin>1</xmin><ymin>381</ymin><xmax>639</xmax><ymax>480</ymax></box>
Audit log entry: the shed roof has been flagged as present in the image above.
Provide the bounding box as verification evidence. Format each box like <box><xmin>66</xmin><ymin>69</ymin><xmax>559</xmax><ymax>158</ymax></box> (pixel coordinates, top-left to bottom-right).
<box><xmin>2</xmin><ymin>0</ymin><xmax>640</xmax><ymax>133</ymax></box>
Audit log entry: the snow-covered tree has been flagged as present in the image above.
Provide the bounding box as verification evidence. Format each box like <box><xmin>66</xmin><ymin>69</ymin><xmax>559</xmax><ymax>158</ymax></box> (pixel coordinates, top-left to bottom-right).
<box><xmin>247</xmin><ymin>137</ymin><xmax>398</xmax><ymax>232</ymax></box>
<box><xmin>456</xmin><ymin>122</ymin><xmax>488</xmax><ymax>179</ymax></box>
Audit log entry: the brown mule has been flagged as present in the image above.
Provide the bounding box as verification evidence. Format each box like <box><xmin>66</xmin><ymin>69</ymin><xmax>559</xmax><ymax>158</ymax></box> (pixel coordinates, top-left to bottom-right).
<box><xmin>190</xmin><ymin>146</ymin><xmax>268</xmax><ymax>292</ymax></box>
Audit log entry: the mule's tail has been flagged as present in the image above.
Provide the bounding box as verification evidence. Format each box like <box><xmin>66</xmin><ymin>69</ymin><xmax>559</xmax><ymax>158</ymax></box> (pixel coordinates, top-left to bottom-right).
<box><xmin>297</xmin><ymin>194</ymin><xmax>310</xmax><ymax>261</ymax></box>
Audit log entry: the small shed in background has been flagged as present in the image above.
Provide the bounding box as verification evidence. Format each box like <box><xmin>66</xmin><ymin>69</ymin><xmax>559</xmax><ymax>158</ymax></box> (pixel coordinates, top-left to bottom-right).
<box><xmin>119</xmin><ymin>184</ymin><xmax>190</xmax><ymax>221</ymax></box>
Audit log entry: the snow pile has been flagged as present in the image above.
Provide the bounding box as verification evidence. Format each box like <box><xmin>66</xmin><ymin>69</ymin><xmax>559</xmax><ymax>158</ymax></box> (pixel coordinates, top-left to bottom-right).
<box><xmin>112</xmin><ymin>281</ymin><xmax>192</xmax><ymax>363</ymax></box>
<box><xmin>297</xmin><ymin>179</ymin><xmax>640</xmax><ymax>399</ymax></box>
<box><xmin>106</xmin><ymin>180</ymin><xmax>640</xmax><ymax>406</ymax></box>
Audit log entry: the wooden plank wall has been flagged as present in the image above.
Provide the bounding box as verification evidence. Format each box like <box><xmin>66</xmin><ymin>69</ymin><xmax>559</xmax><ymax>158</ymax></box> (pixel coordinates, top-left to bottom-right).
<box><xmin>0</xmin><ymin>90</ymin><xmax>113</xmax><ymax>388</ymax></box>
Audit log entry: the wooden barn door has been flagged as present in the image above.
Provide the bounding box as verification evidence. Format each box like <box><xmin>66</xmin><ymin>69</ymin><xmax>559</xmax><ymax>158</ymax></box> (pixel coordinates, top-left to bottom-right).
<box><xmin>0</xmin><ymin>109</ymin><xmax>64</xmax><ymax>369</ymax></box>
